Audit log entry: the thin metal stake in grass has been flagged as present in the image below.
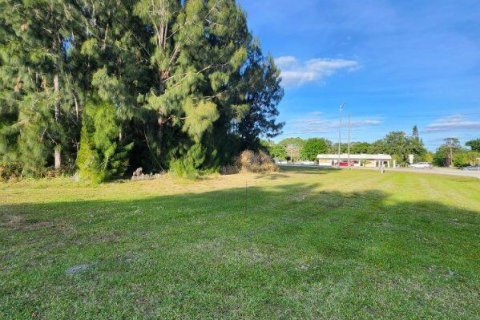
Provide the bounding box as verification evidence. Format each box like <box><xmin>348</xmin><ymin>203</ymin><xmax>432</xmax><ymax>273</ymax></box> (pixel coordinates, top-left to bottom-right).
<box><xmin>245</xmin><ymin>179</ymin><xmax>248</xmax><ymax>214</ymax></box>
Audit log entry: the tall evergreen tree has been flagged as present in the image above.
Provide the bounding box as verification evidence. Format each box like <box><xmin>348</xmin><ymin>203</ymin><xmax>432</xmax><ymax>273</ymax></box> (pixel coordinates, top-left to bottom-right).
<box><xmin>0</xmin><ymin>0</ymin><xmax>284</xmax><ymax>181</ymax></box>
<box><xmin>237</xmin><ymin>41</ymin><xmax>284</xmax><ymax>150</ymax></box>
<box><xmin>0</xmin><ymin>0</ymin><xmax>82</xmax><ymax>174</ymax></box>
<box><xmin>412</xmin><ymin>125</ymin><xmax>419</xmax><ymax>140</ymax></box>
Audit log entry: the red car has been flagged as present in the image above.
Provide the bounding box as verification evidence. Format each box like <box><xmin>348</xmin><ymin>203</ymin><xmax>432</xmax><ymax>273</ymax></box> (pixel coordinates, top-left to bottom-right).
<box><xmin>338</xmin><ymin>161</ymin><xmax>354</xmax><ymax>167</ymax></box>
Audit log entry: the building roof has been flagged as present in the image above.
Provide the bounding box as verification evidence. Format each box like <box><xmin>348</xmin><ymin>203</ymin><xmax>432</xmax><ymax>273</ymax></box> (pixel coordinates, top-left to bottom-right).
<box><xmin>317</xmin><ymin>153</ymin><xmax>392</xmax><ymax>160</ymax></box>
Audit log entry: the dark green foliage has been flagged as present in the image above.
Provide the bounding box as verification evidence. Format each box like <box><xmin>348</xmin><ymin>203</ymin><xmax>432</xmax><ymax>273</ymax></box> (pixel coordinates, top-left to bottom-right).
<box><xmin>433</xmin><ymin>138</ymin><xmax>465</xmax><ymax>167</ymax></box>
<box><xmin>300</xmin><ymin>138</ymin><xmax>330</xmax><ymax>161</ymax></box>
<box><xmin>0</xmin><ymin>160</ymin><xmax>22</xmax><ymax>181</ymax></box>
<box><xmin>237</xmin><ymin>45</ymin><xmax>284</xmax><ymax>150</ymax></box>
<box><xmin>77</xmin><ymin>100</ymin><xmax>133</xmax><ymax>183</ymax></box>
<box><xmin>0</xmin><ymin>0</ymin><xmax>283</xmax><ymax>180</ymax></box>
<box><xmin>76</xmin><ymin>125</ymin><xmax>103</xmax><ymax>183</ymax></box>
<box><xmin>466</xmin><ymin>139</ymin><xmax>480</xmax><ymax>152</ymax></box>
<box><xmin>169</xmin><ymin>144</ymin><xmax>207</xmax><ymax>179</ymax></box>
<box><xmin>364</xmin><ymin>131</ymin><xmax>427</xmax><ymax>164</ymax></box>
<box><xmin>383</xmin><ymin>131</ymin><xmax>416</xmax><ymax>163</ymax></box>
<box><xmin>350</xmin><ymin>142</ymin><xmax>371</xmax><ymax>154</ymax></box>
<box><xmin>412</xmin><ymin>125</ymin><xmax>419</xmax><ymax>139</ymax></box>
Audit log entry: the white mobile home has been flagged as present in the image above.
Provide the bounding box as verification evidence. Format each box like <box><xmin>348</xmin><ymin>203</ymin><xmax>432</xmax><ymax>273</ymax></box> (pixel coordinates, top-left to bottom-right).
<box><xmin>317</xmin><ymin>154</ymin><xmax>394</xmax><ymax>168</ymax></box>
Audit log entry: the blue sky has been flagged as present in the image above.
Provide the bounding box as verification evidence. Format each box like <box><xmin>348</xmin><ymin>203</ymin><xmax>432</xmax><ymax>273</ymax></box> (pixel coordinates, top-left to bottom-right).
<box><xmin>238</xmin><ymin>0</ymin><xmax>480</xmax><ymax>150</ymax></box>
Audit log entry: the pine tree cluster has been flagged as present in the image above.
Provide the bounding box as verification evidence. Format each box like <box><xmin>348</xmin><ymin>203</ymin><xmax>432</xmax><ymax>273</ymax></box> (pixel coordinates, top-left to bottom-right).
<box><xmin>0</xmin><ymin>0</ymin><xmax>284</xmax><ymax>181</ymax></box>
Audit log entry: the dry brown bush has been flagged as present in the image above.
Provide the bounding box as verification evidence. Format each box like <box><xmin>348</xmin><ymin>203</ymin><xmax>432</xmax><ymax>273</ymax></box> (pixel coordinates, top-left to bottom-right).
<box><xmin>234</xmin><ymin>150</ymin><xmax>279</xmax><ymax>173</ymax></box>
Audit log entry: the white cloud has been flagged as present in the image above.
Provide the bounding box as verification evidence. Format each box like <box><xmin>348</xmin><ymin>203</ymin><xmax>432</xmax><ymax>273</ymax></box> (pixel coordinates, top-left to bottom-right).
<box><xmin>425</xmin><ymin>115</ymin><xmax>480</xmax><ymax>132</ymax></box>
<box><xmin>274</xmin><ymin>56</ymin><xmax>297</xmax><ymax>67</ymax></box>
<box><xmin>274</xmin><ymin>56</ymin><xmax>360</xmax><ymax>87</ymax></box>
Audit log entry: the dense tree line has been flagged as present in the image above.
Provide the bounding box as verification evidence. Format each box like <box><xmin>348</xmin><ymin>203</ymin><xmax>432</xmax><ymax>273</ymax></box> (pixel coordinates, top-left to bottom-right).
<box><xmin>265</xmin><ymin>127</ymin><xmax>430</xmax><ymax>165</ymax></box>
<box><xmin>265</xmin><ymin>131</ymin><xmax>480</xmax><ymax>168</ymax></box>
<box><xmin>0</xmin><ymin>0</ymin><xmax>283</xmax><ymax>181</ymax></box>
<box><xmin>434</xmin><ymin>138</ymin><xmax>480</xmax><ymax>167</ymax></box>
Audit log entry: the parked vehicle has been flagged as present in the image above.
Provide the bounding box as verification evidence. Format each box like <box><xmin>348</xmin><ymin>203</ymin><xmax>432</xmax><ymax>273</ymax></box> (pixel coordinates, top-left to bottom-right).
<box><xmin>462</xmin><ymin>165</ymin><xmax>480</xmax><ymax>171</ymax></box>
<box><xmin>409</xmin><ymin>162</ymin><xmax>432</xmax><ymax>169</ymax></box>
<box><xmin>338</xmin><ymin>161</ymin><xmax>354</xmax><ymax>167</ymax></box>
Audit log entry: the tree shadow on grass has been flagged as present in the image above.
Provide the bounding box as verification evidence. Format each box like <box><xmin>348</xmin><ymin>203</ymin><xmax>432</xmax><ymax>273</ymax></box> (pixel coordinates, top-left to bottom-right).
<box><xmin>1</xmin><ymin>182</ymin><xmax>480</xmax><ymax>319</ymax></box>
<box><xmin>279</xmin><ymin>165</ymin><xmax>340</xmax><ymax>174</ymax></box>
<box><xmin>253</xmin><ymin>172</ymin><xmax>291</xmax><ymax>180</ymax></box>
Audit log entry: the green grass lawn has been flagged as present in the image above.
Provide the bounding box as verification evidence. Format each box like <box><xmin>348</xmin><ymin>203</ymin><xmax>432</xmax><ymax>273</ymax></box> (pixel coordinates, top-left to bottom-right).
<box><xmin>1</xmin><ymin>168</ymin><xmax>480</xmax><ymax>319</ymax></box>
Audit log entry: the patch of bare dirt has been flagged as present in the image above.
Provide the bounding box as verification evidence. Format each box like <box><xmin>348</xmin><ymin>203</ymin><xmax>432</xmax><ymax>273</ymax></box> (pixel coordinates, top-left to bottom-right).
<box><xmin>1</xmin><ymin>214</ymin><xmax>55</xmax><ymax>231</ymax></box>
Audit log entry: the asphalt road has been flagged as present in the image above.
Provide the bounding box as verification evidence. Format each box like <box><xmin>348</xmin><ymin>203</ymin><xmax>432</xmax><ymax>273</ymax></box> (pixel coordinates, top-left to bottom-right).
<box><xmin>378</xmin><ymin>166</ymin><xmax>480</xmax><ymax>178</ymax></box>
<box><xmin>280</xmin><ymin>164</ymin><xmax>480</xmax><ymax>179</ymax></box>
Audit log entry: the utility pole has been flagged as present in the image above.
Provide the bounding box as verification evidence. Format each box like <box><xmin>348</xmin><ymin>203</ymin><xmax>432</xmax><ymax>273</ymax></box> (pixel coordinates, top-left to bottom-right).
<box><xmin>347</xmin><ymin>113</ymin><xmax>351</xmax><ymax>169</ymax></box>
<box><xmin>337</xmin><ymin>103</ymin><xmax>345</xmax><ymax>167</ymax></box>
<box><xmin>449</xmin><ymin>145</ymin><xmax>453</xmax><ymax>167</ymax></box>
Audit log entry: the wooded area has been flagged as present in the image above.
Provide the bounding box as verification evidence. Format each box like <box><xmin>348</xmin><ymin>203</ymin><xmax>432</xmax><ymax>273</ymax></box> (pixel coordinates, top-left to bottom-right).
<box><xmin>0</xmin><ymin>0</ymin><xmax>283</xmax><ymax>181</ymax></box>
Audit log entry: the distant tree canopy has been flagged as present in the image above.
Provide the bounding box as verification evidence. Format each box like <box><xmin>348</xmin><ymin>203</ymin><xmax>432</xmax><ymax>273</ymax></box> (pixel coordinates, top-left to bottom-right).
<box><xmin>433</xmin><ymin>138</ymin><xmax>480</xmax><ymax>167</ymax></box>
<box><xmin>328</xmin><ymin>129</ymin><xmax>427</xmax><ymax>164</ymax></box>
<box><xmin>366</xmin><ymin>129</ymin><xmax>428</xmax><ymax>164</ymax></box>
<box><xmin>279</xmin><ymin>137</ymin><xmax>305</xmax><ymax>162</ymax></box>
<box><xmin>452</xmin><ymin>151</ymin><xmax>480</xmax><ymax>167</ymax></box>
<box><xmin>466</xmin><ymin>139</ymin><xmax>480</xmax><ymax>152</ymax></box>
<box><xmin>264</xmin><ymin>127</ymin><xmax>430</xmax><ymax>164</ymax></box>
<box><xmin>0</xmin><ymin>0</ymin><xmax>283</xmax><ymax>181</ymax></box>
<box><xmin>262</xmin><ymin>142</ymin><xmax>287</xmax><ymax>160</ymax></box>
<box><xmin>350</xmin><ymin>142</ymin><xmax>371</xmax><ymax>154</ymax></box>
<box><xmin>265</xmin><ymin>125</ymin><xmax>430</xmax><ymax>164</ymax></box>
<box><xmin>300</xmin><ymin>138</ymin><xmax>330</xmax><ymax>161</ymax></box>
<box><xmin>433</xmin><ymin>138</ymin><xmax>461</xmax><ymax>167</ymax></box>
<box><xmin>279</xmin><ymin>137</ymin><xmax>305</xmax><ymax>148</ymax></box>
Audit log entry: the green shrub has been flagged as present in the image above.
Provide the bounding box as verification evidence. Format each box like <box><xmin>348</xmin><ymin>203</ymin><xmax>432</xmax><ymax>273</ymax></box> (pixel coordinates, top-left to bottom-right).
<box><xmin>76</xmin><ymin>99</ymin><xmax>132</xmax><ymax>183</ymax></box>
<box><xmin>453</xmin><ymin>151</ymin><xmax>480</xmax><ymax>167</ymax></box>
<box><xmin>76</xmin><ymin>125</ymin><xmax>105</xmax><ymax>184</ymax></box>
<box><xmin>262</xmin><ymin>142</ymin><xmax>287</xmax><ymax>160</ymax></box>
<box><xmin>169</xmin><ymin>144</ymin><xmax>206</xmax><ymax>179</ymax></box>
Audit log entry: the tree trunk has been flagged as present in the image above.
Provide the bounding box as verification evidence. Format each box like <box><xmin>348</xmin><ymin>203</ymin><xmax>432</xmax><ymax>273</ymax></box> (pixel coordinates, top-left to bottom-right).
<box><xmin>54</xmin><ymin>74</ymin><xmax>60</xmax><ymax>121</ymax></box>
<box><xmin>157</xmin><ymin>116</ymin><xmax>164</xmax><ymax>144</ymax></box>
<box><xmin>53</xmin><ymin>74</ymin><xmax>61</xmax><ymax>169</ymax></box>
<box><xmin>449</xmin><ymin>147</ymin><xmax>453</xmax><ymax>167</ymax></box>
<box><xmin>54</xmin><ymin>146</ymin><xmax>61</xmax><ymax>170</ymax></box>
<box><xmin>73</xmin><ymin>92</ymin><xmax>79</xmax><ymax>121</ymax></box>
